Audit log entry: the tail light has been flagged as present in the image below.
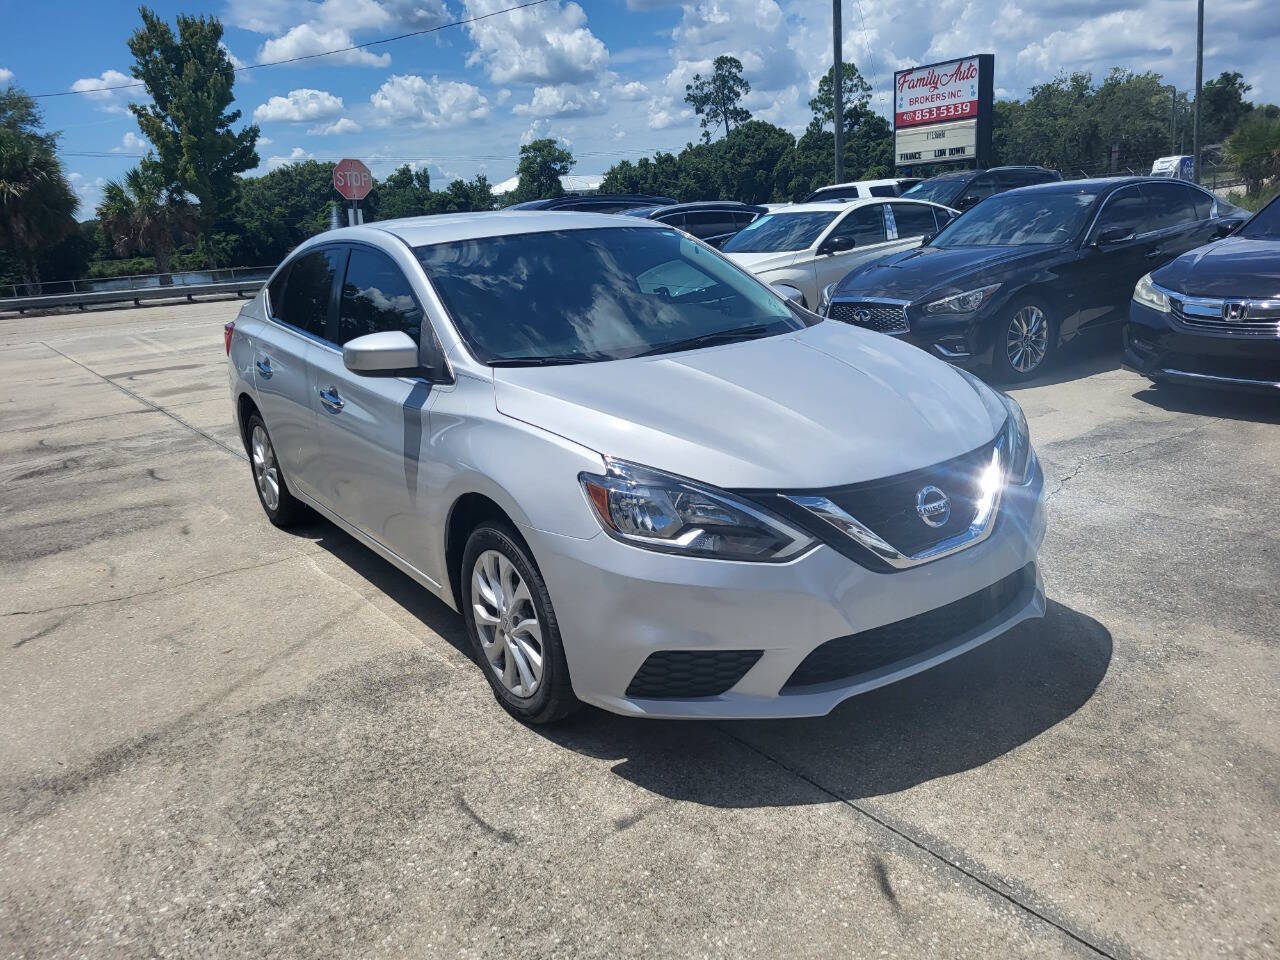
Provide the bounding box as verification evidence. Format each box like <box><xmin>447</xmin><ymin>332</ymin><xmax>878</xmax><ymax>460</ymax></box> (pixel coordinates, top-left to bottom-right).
<box><xmin>224</xmin><ymin>320</ymin><xmax>235</xmax><ymax>355</ymax></box>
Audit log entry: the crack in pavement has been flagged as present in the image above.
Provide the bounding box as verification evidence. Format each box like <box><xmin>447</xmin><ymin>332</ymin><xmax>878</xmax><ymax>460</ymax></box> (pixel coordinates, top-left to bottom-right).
<box><xmin>38</xmin><ymin>341</ymin><xmax>246</xmax><ymax>462</ymax></box>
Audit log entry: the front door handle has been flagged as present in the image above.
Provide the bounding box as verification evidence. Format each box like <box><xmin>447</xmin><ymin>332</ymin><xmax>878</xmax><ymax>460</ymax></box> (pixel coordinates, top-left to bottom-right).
<box><xmin>1144</xmin><ymin>248</ymin><xmax>1164</xmax><ymax>259</ymax></box>
<box><xmin>255</xmin><ymin>357</ymin><xmax>273</xmax><ymax>378</ymax></box>
<box><xmin>318</xmin><ymin>386</ymin><xmax>344</xmax><ymax>412</ymax></box>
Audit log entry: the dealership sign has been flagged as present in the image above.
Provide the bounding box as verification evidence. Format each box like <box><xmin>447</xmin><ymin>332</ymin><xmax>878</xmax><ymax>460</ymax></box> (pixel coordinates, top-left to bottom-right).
<box><xmin>894</xmin><ymin>54</ymin><xmax>993</xmax><ymax>168</ymax></box>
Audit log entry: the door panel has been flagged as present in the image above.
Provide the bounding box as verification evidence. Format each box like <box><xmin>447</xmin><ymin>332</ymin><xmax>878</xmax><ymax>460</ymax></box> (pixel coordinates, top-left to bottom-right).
<box><xmin>1073</xmin><ymin>186</ymin><xmax>1159</xmax><ymax>333</ymax></box>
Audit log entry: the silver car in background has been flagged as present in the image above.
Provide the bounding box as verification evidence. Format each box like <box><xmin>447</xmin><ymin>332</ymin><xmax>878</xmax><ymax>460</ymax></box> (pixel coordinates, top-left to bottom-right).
<box><xmin>226</xmin><ymin>212</ymin><xmax>1046</xmax><ymax>724</ymax></box>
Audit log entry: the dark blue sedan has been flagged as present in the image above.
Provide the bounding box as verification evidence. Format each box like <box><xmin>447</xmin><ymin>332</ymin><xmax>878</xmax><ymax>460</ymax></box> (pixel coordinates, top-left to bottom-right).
<box><xmin>1125</xmin><ymin>192</ymin><xmax>1280</xmax><ymax>393</ymax></box>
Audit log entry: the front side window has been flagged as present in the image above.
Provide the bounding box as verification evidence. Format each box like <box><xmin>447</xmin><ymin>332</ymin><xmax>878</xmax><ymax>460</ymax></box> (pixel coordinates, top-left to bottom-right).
<box><xmin>934</xmin><ymin>190</ymin><xmax>1099</xmax><ymax>246</ymax></box>
<box><xmin>832</xmin><ymin>204</ymin><xmax>886</xmax><ymax>245</ymax></box>
<box><xmin>275</xmin><ymin>249</ymin><xmax>337</xmax><ymax>339</ymax></box>
<box><xmin>416</xmin><ymin>227</ymin><xmax>810</xmax><ymax>364</ymax></box>
<box><xmin>1092</xmin><ymin>187</ymin><xmax>1148</xmax><ymax>238</ymax></box>
<box><xmin>887</xmin><ymin>202</ymin><xmax>938</xmax><ymax>240</ymax></box>
<box><xmin>683</xmin><ymin>211</ymin><xmax>735</xmax><ymax>237</ymax></box>
<box><xmin>901</xmin><ymin>175</ymin><xmax>967</xmax><ymax>205</ymax></box>
<box><xmin>338</xmin><ymin>247</ymin><xmax>424</xmax><ymax>345</ymax></box>
<box><xmin>721</xmin><ymin>212</ymin><xmax>838</xmax><ymax>252</ymax></box>
<box><xmin>1139</xmin><ymin>182</ymin><xmax>1196</xmax><ymax>232</ymax></box>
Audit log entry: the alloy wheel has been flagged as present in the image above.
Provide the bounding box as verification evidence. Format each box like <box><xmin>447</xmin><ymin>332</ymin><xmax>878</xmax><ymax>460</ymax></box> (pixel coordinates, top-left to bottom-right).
<box><xmin>471</xmin><ymin>549</ymin><xmax>545</xmax><ymax>699</ymax></box>
<box><xmin>1006</xmin><ymin>305</ymin><xmax>1049</xmax><ymax>374</ymax></box>
<box><xmin>250</xmin><ymin>424</ymin><xmax>281</xmax><ymax>511</ymax></box>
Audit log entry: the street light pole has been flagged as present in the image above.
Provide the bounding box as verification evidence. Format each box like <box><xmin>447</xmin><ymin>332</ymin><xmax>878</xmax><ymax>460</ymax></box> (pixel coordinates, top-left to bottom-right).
<box><xmin>1192</xmin><ymin>0</ymin><xmax>1203</xmax><ymax>181</ymax></box>
<box><xmin>832</xmin><ymin>0</ymin><xmax>843</xmax><ymax>184</ymax></box>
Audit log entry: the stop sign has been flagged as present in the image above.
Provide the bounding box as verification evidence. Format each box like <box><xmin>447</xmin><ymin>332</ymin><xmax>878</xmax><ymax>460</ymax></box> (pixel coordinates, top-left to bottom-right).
<box><xmin>333</xmin><ymin>158</ymin><xmax>372</xmax><ymax>201</ymax></box>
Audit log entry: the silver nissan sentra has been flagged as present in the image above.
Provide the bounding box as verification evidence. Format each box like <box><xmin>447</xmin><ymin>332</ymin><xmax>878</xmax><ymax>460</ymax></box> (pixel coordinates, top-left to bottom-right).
<box><xmin>226</xmin><ymin>211</ymin><xmax>1047</xmax><ymax>724</ymax></box>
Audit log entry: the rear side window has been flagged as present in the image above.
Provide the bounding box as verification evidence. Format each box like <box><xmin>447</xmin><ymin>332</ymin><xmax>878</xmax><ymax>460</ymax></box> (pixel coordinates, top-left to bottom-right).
<box><xmin>1140</xmin><ymin>182</ymin><xmax>1197</xmax><ymax>232</ymax></box>
<box><xmin>656</xmin><ymin>212</ymin><xmax>687</xmax><ymax>229</ymax></box>
<box><xmin>683</xmin><ymin>211</ymin><xmax>735</xmax><ymax>238</ymax></box>
<box><xmin>266</xmin><ymin>265</ymin><xmax>290</xmax><ymax>318</ymax></box>
<box><xmin>832</xmin><ymin>204</ymin><xmax>887</xmax><ymax>245</ymax></box>
<box><xmin>887</xmin><ymin>202</ymin><xmax>937</xmax><ymax>239</ymax></box>
<box><xmin>1183</xmin><ymin>185</ymin><xmax>1214</xmax><ymax>220</ymax></box>
<box><xmin>276</xmin><ymin>249</ymin><xmax>337</xmax><ymax>340</ymax></box>
<box><xmin>868</xmin><ymin>184</ymin><xmax>897</xmax><ymax>197</ymax></box>
<box><xmin>338</xmin><ymin>247</ymin><xmax>424</xmax><ymax>345</ymax></box>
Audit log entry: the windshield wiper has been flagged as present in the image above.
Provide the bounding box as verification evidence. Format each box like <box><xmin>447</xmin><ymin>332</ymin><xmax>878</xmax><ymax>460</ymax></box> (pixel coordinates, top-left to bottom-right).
<box><xmin>487</xmin><ymin>354</ymin><xmax>604</xmax><ymax>367</ymax></box>
<box><xmin>633</xmin><ymin>324</ymin><xmax>774</xmax><ymax>358</ymax></box>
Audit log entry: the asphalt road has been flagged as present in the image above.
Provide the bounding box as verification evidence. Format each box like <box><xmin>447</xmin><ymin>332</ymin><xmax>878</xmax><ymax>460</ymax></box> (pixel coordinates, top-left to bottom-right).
<box><xmin>2</xmin><ymin>300</ymin><xmax>1277</xmax><ymax>960</ymax></box>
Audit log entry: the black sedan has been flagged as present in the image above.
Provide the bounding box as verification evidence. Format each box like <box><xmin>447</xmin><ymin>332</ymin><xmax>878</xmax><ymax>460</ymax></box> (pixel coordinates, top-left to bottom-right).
<box><xmin>824</xmin><ymin>177</ymin><xmax>1249</xmax><ymax>381</ymax></box>
<box><xmin>622</xmin><ymin>201</ymin><xmax>766</xmax><ymax>246</ymax></box>
<box><xmin>1125</xmin><ymin>192</ymin><xmax>1280</xmax><ymax>393</ymax></box>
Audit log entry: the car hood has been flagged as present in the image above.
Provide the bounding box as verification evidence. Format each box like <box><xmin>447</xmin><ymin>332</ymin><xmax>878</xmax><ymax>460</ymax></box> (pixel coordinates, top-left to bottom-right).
<box><xmin>1152</xmin><ymin>237</ymin><xmax>1280</xmax><ymax>298</ymax></box>
<box><xmin>834</xmin><ymin>244</ymin><xmax>1057</xmax><ymax>301</ymax></box>
<box><xmin>722</xmin><ymin>249</ymin><xmax>805</xmax><ymax>274</ymax></box>
<box><xmin>492</xmin><ymin>322</ymin><xmax>1002</xmax><ymax>490</ymax></box>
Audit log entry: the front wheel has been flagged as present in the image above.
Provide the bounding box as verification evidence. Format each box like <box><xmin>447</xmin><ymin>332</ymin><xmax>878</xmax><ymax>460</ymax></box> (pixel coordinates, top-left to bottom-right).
<box><xmin>991</xmin><ymin>298</ymin><xmax>1055</xmax><ymax>383</ymax></box>
<box><xmin>461</xmin><ymin>523</ymin><xmax>579</xmax><ymax>725</ymax></box>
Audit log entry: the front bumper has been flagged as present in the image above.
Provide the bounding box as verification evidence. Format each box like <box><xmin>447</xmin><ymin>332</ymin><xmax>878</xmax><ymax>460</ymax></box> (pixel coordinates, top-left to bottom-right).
<box><xmin>524</xmin><ymin>462</ymin><xmax>1047</xmax><ymax>719</ymax></box>
<box><xmin>826</xmin><ymin>298</ymin><xmax>993</xmax><ymax>367</ymax></box>
<box><xmin>1124</xmin><ymin>302</ymin><xmax>1280</xmax><ymax>393</ymax></box>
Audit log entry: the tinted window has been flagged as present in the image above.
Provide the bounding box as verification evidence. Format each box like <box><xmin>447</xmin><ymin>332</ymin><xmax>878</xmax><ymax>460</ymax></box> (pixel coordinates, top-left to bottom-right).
<box><xmin>935</xmin><ymin>190</ymin><xmax>1099</xmax><ymax>246</ymax></box>
<box><xmin>722</xmin><ymin>212</ymin><xmax>837</xmax><ymax>252</ymax></box>
<box><xmin>683</xmin><ymin>211</ymin><xmax>735</xmax><ymax>238</ymax></box>
<box><xmin>656</xmin><ymin>212</ymin><xmax>686</xmax><ymax>228</ymax></box>
<box><xmin>276</xmin><ymin>249</ymin><xmax>337</xmax><ymax>339</ymax></box>
<box><xmin>1187</xmin><ymin>187</ymin><xmax>1214</xmax><ymax>220</ymax></box>
<box><xmin>1140</xmin><ymin>182</ymin><xmax>1197</xmax><ymax>232</ymax></box>
<box><xmin>731</xmin><ymin>211</ymin><xmax>759</xmax><ymax>228</ymax></box>
<box><xmin>965</xmin><ymin>173</ymin><xmax>1000</xmax><ymax>203</ymax></box>
<box><xmin>416</xmin><ymin>227</ymin><xmax>805</xmax><ymax>364</ymax></box>
<box><xmin>887</xmin><ymin>202</ymin><xmax>937</xmax><ymax>239</ymax></box>
<box><xmin>809</xmin><ymin>186</ymin><xmax>860</xmax><ymax>201</ymax></box>
<box><xmin>1092</xmin><ymin>187</ymin><xmax>1147</xmax><ymax>238</ymax></box>
<box><xmin>901</xmin><ymin>174</ymin><xmax>967</xmax><ymax>205</ymax></box>
<box><xmin>266</xmin><ymin>264</ymin><xmax>290</xmax><ymax>318</ymax></box>
<box><xmin>867</xmin><ymin>184</ymin><xmax>898</xmax><ymax>197</ymax></box>
<box><xmin>338</xmin><ymin>248</ymin><xmax>424</xmax><ymax>345</ymax></box>
<box><xmin>1238</xmin><ymin>196</ymin><xmax>1280</xmax><ymax>240</ymax></box>
<box><xmin>832</xmin><ymin>205</ymin><xmax>886</xmax><ymax>245</ymax></box>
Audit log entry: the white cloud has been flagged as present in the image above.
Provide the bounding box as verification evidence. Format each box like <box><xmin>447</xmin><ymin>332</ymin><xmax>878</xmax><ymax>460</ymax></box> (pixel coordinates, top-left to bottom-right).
<box><xmin>513</xmin><ymin>85</ymin><xmax>608</xmax><ymax>118</ymax></box>
<box><xmin>0</xmin><ymin>68</ymin><xmax>13</xmax><ymax>86</ymax></box>
<box><xmin>369</xmin><ymin>74</ymin><xmax>490</xmax><ymax>127</ymax></box>
<box><xmin>68</xmin><ymin>173</ymin><xmax>108</xmax><ymax>211</ymax></box>
<box><xmin>266</xmin><ymin>146</ymin><xmax>315</xmax><ymax>169</ymax></box>
<box><xmin>253</xmin><ymin>88</ymin><xmax>345</xmax><ymax>123</ymax></box>
<box><xmin>308</xmin><ymin>117</ymin><xmax>362</xmax><ymax>136</ymax></box>
<box><xmin>259</xmin><ymin>23</ymin><xmax>390</xmax><ymax>67</ymax></box>
<box><xmin>616</xmin><ymin>81</ymin><xmax>649</xmax><ymax>100</ymax></box>
<box><xmin>220</xmin><ymin>43</ymin><xmax>248</xmax><ymax>71</ymax></box>
<box><xmin>71</xmin><ymin>69</ymin><xmax>136</xmax><ymax>114</ymax></box>
<box><xmin>462</xmin><ymin>0</ymin><xmax>608</xmax><ymax>85</ymax></box>
<box><xmin>112</xmin><ymin>131</ymin><xmax>147</xmax><ymax>154</ymax></box>
<box><xmin>258</xmin><ymin>136</ymin><xmax>273</xmax><ymax>146</ymax></box>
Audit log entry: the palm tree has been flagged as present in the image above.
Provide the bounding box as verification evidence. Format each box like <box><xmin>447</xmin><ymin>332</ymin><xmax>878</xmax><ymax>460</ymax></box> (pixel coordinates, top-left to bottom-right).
<box><xmin>0</xmin><ymin>87</ymin><xmax>78</xmax><ymax>294</ymax></box>
<box><xmin>97</xmin><ymin>159</ymin><xmax>196</xmax><ymax>285</ymax></box>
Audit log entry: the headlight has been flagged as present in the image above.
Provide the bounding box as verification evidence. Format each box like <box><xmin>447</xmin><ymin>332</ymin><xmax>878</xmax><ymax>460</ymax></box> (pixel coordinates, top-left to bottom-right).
<box><xmin>579</xmin><ymin>460</ymin><xmax>815</xmax><ymax>562</ymax></box>
<box><xmin>818</xmin><ymin>282</ymin><xmax>837</xmax><ymax>316</ymax></box>
<box><xmin>1132</xmin><ymin>272</ymin><xmax>1170</xmax><ymax>313</ymax></box>
<box><xmin>998</xmin><ymin>392</ymin><xmax>1036</xmax><ymax>485</ymax></box>
<box><xmin>924</xmin><ymin>283</ymin><xmax>1001</xmax><ymax>315</ymax></box>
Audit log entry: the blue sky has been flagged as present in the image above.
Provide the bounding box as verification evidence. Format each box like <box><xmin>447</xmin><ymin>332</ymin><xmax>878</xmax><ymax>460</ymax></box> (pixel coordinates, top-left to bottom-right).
<box><xmin>1</xmin><ymin>0</ymin><xmax>1272</xmax><ymax>214</ymax></box>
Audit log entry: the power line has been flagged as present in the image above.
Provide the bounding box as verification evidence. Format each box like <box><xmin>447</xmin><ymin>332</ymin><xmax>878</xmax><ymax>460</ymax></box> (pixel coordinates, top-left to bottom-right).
<box><xmin>31</xmin><ymin>0</ymin><xmax>552</xmax><ymax>100</ymax></box>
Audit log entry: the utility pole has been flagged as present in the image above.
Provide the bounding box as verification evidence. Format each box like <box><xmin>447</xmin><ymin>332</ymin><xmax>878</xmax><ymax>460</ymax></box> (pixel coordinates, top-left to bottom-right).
<box><xmin>832</xmin><ymin>0</ymin><xmax>843</xmax><ymax>183</ymax></box>
<box><xmin>1192</xmin><ymin>0</ymin><xmax>1203</xmax><ymax>181</ymax></box>
<box><xmin>1169</xmin><ymin>86</ymin><xmax>1176</xmax><ymax>154</ymax></box>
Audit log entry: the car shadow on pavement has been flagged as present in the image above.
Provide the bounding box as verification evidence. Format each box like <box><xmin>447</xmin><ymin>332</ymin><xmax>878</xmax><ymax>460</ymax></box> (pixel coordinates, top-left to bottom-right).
<box><xmin>1009</xmin><ymin>329</ymin><xmax>1123</xmax><ymax>390</ymax></box>
<box><xmin>1133</xmin><ymin>383</ymin><xmax>1280</xmax><ymax>424</ymax></box>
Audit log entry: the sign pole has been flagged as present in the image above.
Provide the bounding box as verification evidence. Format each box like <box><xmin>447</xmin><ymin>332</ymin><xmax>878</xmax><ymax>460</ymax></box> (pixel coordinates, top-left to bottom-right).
<box><xmin>832</xmin><ymin>0</ymin><xmax>843</xmax><ymax>184</ymax></box>
<box><xmin>1192</xmin><ymin>0</ymin><xmax>1203</xmax><ymax>182</ymax></box>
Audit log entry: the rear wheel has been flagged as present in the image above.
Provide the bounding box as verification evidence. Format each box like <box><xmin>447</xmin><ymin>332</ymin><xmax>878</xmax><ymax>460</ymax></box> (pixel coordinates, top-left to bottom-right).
<box><xmin>461</xmin><ymin>523</ymin><xmax>579</xmax><ymax>724</ymax></box>
<box><xmin>992</xmin><ymin>298</ymin><xmax>1055</xmax><ymax>383</ymax></box>
<box><xmin>246</xmin><ymin>414</ymin><xmax>304</xmax><ymax>527</ymax></box>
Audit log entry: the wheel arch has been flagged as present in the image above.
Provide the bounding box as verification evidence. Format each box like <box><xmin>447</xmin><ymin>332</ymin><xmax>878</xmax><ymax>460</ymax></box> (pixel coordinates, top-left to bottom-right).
<box><xmin>236</xmin><ymin>392</ymin><xmax>262</xmax><ymax>452</ymax></box>
<box><xmin>444</xmin><ymin>491</ymin><xmax>525</xmax><ymax>613</ymax></box>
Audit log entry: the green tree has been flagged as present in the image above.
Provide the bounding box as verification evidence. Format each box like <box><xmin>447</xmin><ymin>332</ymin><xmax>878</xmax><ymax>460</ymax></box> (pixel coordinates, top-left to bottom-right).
<box><xmin>1226</xmin><ymin>115</ymin><xmax>1280</xmax><ymax>196</ymax></box>
<box><xmin>128</xmin><ymin>6</ymin><xmax>258</xmax><ymax>266</ymax></box>
<box><xmin>374</xmin><ymin>164</ymin><xmax>433</xmax><ymax>219</ymax></box>
<box><xmin>96</xmin><ymin>158</ymin><xmax>197</xmax><ymax>282</ymax></box>
<box><xmin>1093</xmin><ymin>69</ymin><xmax>1173</xmax><ymax>172</ymax></box>
<box><xmin>512</xmin><ymin>138</ymin><xmax>574</xmax><ymax>202</ymax></box>
<box><xmin>0</xmin><ymin>87</ymin><xmax>78</xmax><ymax>292</ymax></box>
<box><xmin>226</xmin><ymin>160</ymin><xmax>335</xmax><ymax>264</ymax></box>
<box><xmin>1200</xmin><ymin>71</ymin><xmax>1253</xmax><ymax>145</ymax></box>
<box><xmin>991</xmin><ymin>72</ymin><xmax>1101</xmax><ymax>174</ymax></box>
<box><xmin>808</xmin><ymin>62</ymin><xmax>873</xmax><ymax>133</ymax></box>
<box><xmin>685</xmin><ymin>55</ymin><xmax>751</xmax><ymax>141</ymax></box>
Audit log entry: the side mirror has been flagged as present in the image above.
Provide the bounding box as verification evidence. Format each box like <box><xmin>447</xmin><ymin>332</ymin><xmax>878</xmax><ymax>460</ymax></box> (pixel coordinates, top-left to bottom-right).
<box><xmin>1095</xmin><ymin>226</ymin><xmax>1135</xmax><ymax>246</ymax></box>
<box><xmin>920</xmin><ymin>232</ymin><xmax>937</xmax><ymax>246</ymax></box>
<box><xmin>819</xmin><ymin>235</ymin><xmax>855</xmax><ymax>256</ymax></box>
<box><xmin>343</xmin><ymin>330</ymin><xmax>451</xmax><ymax>382</ymax></box>
<box><xmin>1214</xmin><ymin>218</ymin><xmax>1243</xmax><ymax>238</ymax></box>
<box><xmin>957</xmin><ymin>195</ymin><xmax>980</xmax><ymax>210</ymax></box>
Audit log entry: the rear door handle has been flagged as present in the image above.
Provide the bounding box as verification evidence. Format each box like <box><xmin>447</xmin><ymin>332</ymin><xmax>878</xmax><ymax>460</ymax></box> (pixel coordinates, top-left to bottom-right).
<box><xmin>255</xmin><ymin>357</ymin><xmax>273</xmax><ymax>378</ymax></box>
<box><xmin>318</xmin><ymin>386</ymin><xmax>344</xmax><ymax>412</ymax></box>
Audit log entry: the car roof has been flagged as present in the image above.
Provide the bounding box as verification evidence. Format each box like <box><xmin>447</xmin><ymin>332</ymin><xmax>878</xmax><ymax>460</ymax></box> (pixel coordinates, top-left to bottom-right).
<box><xmin>1006</xmin><ymin>175</ymin><xmax>1189</xmax><ymax>195</ymax></box>
<box><xmin>811</xmin><ymin>178</ymin><xmax>908</xmax><ymax>190</ymax></box>
<box><xmin>762</xmin><ymin>198</ymin><xmax>891</xmax><ymax>213</ymax></box>
<box><xmin>349</xmin><ymin>210</ymin><xmax>670</xmax><ymax>247</ymax></box>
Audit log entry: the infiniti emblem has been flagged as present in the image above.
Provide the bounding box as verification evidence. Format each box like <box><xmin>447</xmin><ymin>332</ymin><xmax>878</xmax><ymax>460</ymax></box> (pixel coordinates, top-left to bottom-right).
<box><xmin>915</xmin><ymin>485</ymin><xmax>951</xmax><ymax>528</ymax></box>
<box><xmin>853</xmin><ymin>308</ymin><xmax>872</xmax><ymax>324</ymax></box>
<box><xmin>1223</xmin><ymin>301</ymin><xmax>1247</xmax><ymax>321</ymax></box>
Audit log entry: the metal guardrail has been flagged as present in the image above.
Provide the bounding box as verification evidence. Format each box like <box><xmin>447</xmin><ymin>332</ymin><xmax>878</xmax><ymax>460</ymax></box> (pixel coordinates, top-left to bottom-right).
<box><xmin>0</xmin><ymin>265</ymin><xmax>274</xmax><ymax>314</ymax></box>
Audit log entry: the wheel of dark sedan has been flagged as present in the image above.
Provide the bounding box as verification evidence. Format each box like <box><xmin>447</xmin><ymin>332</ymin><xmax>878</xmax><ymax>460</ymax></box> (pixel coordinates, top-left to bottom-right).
<box><xmin>461</xmin><ymin>522</ymin><xmax>579</xmax><ymax>725</ymax></box>
<box><xmin>992</xmin><ymin>297</ymin><xmax>1055</xmax><ymax>382</ymax></box>
<box><xmin>245</xmin><ymin>413</ymin><xmax>304</xmax><ymax>527</ymax></box>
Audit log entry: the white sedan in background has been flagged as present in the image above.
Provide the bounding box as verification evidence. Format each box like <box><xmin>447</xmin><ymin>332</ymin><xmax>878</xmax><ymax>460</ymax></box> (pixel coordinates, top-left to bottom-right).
<box><xmin>721</xmin><ymin>198</ymin><xmax>957</xmax><ymax>310</ymax></box>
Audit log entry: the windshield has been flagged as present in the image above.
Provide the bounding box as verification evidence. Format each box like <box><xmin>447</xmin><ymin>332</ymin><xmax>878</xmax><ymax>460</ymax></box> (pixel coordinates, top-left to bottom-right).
<box><xmin>931</xmin><ymin>190</ymin><xmax>1099</xmax><ymax>246</ymax></box>
<box><xmin>1238</xmin><ymin>196</ymin><xmax>1280</xmax><ymax>240</ymax></box>
<box><xmin>415</xmin><ymin>227</ymin><xmax>811</xmax><ymax>364</ymax></box>
<box><xmin>721</xmin><ymin>212</ymin><xmax>836</xmax><ymax>253</ymax></box>
<box><xmin>901</xmin><ymin>175</ymin><xmax>966</xmax><ymax>205</ymax></box>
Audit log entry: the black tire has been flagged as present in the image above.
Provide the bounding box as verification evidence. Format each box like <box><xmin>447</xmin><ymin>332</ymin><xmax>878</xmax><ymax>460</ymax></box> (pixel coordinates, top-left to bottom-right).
<box><xmin>244</xmin><ymin>413</ymin><xmax>305</xmax><ymax>528</ymax></box>
<box><xmin>990</xmin><ymin>296</ymin><xmax>1056</xmax><ymax>383</ymax></box>
<box><xmin>460</xmin><ymin>522</ymin><xmax>579</xmax><ymax>725</ymax></box>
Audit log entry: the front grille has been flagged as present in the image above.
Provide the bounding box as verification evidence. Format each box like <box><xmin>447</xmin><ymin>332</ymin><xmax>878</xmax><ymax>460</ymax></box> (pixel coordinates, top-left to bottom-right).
<box><xmin>1171</xmin><ymin>296</ymin><xmax>1280</xmax><ymax>338</ymax></box>
<box><xmin>626</xmin><ymin>649</ymin><xmax>762</xmax><ymax>699</ymax></box>
<box><xmin>783</xmin><ymin>564</ymin><xmax>1034</xmax><ymax>690</ymax></box>
<box><xmin>829</xmin><ymin>301</ymin><xmax>910</xmax><ymax>335</ymax></box>
<box><xmin>820</xmin><ymin>439</ymin><xmax>994</xmax><ymax>558</ymax></box>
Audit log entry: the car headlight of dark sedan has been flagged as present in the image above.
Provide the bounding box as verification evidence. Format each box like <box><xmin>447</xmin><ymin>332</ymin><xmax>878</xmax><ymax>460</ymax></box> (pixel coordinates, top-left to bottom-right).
<box><xmin>923</xmin><ymin>283</ymin><xmax>1001</xmax><ymax>315</ymax></box>
<box><xmin>580</xmin><ymin>460</ymin><xmax>815</xmax><ymax>562</ymax></box>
